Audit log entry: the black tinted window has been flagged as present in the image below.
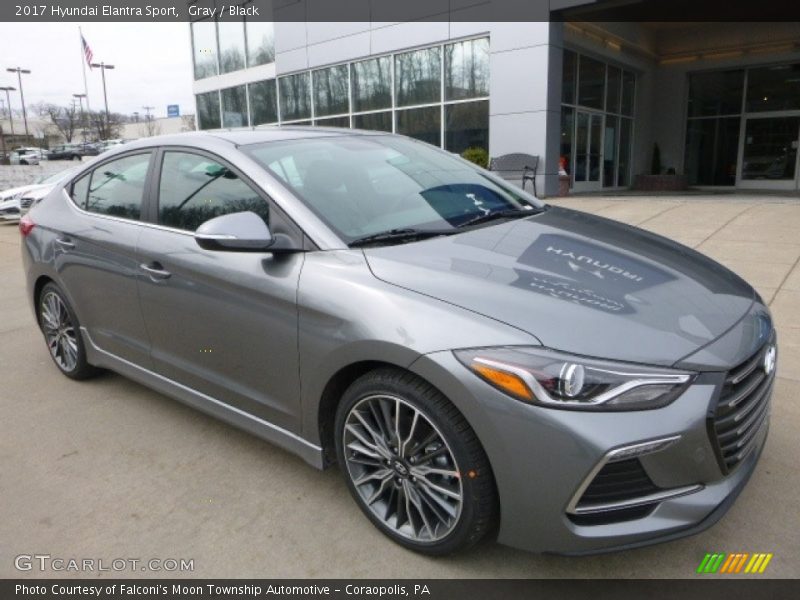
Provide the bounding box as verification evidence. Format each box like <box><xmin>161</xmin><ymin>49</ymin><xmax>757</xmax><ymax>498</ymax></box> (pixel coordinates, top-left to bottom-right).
<box><xmin>86</xmin><ymin>153</ymin><xmax>151</xmax><ymax>220</ymax></box>
<box><xmin>158</xmin><ymin>151</ymin><xmax>269</xmax><ymax>232</ymax></box>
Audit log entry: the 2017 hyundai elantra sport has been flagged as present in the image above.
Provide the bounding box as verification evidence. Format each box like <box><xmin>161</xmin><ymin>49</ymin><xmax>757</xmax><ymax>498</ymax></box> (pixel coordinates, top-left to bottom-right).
<box><xmin>21</xmin><ymin>129</ymin><xmax>776</xmax><ymax>556</ymax></box>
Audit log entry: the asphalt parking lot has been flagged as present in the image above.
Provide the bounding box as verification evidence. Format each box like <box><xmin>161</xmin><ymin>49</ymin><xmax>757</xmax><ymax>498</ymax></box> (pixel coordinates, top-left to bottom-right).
<box><xmin>1</xmin><ymin>194</ymin><xmax>798</xmax><ymax>578</ymax></box>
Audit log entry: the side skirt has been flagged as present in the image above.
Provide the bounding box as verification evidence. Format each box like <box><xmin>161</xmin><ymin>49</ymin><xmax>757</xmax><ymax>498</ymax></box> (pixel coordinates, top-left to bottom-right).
<box><xmin>80</xmin><ymin>327</ymin><xmax>324</xmax><ymax>469</ymax></box>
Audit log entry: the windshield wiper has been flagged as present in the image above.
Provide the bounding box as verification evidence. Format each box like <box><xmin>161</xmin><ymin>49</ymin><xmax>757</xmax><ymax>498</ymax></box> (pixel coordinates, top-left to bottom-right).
<box><xmin>458</xmin><ymin>207</ymin><xmax>540</xmax><ymax>228</ymax></box>
<box><xmin>348</xmin><ymin>228</ymin><xmax>453</xmax><ymax>248</ymax></box>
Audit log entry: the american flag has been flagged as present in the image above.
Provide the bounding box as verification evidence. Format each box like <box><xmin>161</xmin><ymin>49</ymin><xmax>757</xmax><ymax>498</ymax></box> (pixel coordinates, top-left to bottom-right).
<box><xmin>81</xmin><ymin>34</ymin><xmax>94</xmax><ymax>69</ymax></box>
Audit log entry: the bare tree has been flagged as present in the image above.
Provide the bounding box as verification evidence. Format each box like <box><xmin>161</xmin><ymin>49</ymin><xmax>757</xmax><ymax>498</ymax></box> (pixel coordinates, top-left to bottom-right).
<box><xmin>35</xmin><ymin>102</ymin><xmax>80</xmax><ymax>143</ymax></box>
<box><xmin>87</xmin><ymin>109</ymin><xmax>124</xmax><ymax>140</ymax></box>
<box><xmin>180</xmin><ymin>114</ymin><xmax>196</xmax><ymax>132</ymax></box>
<box><xmin>138</xmin><ymin>116</ymin><xmax>162</xmax><ymax>138</ymax></box>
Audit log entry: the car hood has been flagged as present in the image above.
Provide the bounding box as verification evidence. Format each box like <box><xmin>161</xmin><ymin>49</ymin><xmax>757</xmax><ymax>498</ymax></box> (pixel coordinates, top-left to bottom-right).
<box><xmin>363</xmin><ymin>206</ymin><xmax>756</xmax><ymax>367</ymax></box>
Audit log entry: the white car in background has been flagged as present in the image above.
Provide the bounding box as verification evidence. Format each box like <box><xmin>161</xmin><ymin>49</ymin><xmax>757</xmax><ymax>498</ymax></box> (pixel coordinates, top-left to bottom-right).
<box><xmin>0</xmin><ymin>167</ymin><xmax>79</xmax><ymax>221</ymax></box>
<box><xmin>9</xmin><ymin>147</ymin><xmax>47</xmax><ymax>165</ymax></box>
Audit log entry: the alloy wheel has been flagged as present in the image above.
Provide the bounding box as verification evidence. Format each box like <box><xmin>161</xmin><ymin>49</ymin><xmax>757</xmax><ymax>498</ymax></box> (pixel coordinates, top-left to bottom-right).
<box><xmin>40</xmin><ymin>291</ymin><xmax>79</xmax><ymax>372</ymax></box>
<box><xmin>342</xmin><ymin>394</ymin><xmax>463</xmax><ymax>543</ymax></box>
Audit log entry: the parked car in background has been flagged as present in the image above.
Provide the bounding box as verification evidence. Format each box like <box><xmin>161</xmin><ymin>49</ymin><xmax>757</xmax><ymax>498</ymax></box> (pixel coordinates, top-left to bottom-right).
<box><xmin>98</xmin><ymin>139</ymin><xmax>125</xmax><ymax>154</ymax></box>
<box><xmin>46</xmin><ymin>144</ymin><xmax>84</xmax><ymax>161</ymax></box>
<box><xmin>19</xmin><ymin>130</ymin><xmax>776</xmax><ymax>556</ymax></box>
<box><xmin>76</xmin><ymin>142</ymin><xmax>100</xmax><ymax>156</ymax></box>
<box><xmin>9</xmin><ymin>147</ymin><xmax>46</xmax><ymax>165</ymax></box>
<box><xmin>0</xmin><ymin>166</ymin><xmax>79</xmax><ymax>221</ymax></box>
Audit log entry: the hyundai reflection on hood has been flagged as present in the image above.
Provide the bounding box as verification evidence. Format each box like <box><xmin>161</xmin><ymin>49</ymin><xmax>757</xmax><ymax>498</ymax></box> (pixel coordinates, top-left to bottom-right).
<box><xmin>363</xmin><ymin>206</ymin><xmax>756</xmax><ymax>366</ymax></box>
<box><xmin>511</xmin><ymin>233</ymin><xmax>677</xmax><ymax>315</ymax></box>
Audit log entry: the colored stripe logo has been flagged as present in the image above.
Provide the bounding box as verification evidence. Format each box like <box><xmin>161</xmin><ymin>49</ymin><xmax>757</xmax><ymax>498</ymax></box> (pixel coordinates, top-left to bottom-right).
<box><xmin>697</xmin><ymin>552</ymin><xmax>773</xmax><ymax>574</ymax></box>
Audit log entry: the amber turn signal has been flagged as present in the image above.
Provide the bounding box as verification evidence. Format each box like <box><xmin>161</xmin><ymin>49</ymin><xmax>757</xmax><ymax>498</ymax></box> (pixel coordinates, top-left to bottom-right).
<box><xmin>472</xmin><ymin>362</ymin><xmax>534</xmax><ymax>401</ymax></box>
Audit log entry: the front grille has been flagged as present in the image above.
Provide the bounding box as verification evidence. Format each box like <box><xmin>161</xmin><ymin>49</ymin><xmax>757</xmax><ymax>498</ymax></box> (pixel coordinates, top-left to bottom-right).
<box><xmin>710</xmin><ymin>340</ymin><xmax>775</xmax><ymax>474</ymax></box>
<box><xmin>578</xmin><ymin>458</ymin><xmax>660</xmax><ymax>505</ymax></box>
<box><xmin>19</xmin><ymin>197</ymin><xmax>33</xmax><ymax>209</ymax></box>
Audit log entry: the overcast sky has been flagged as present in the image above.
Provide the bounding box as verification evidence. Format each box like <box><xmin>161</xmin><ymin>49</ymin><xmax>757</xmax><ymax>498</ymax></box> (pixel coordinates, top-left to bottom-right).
<box><xmin>0</xmin><ymin>23</ymin><xmax>194</xmax><ymax>119</ymax></box>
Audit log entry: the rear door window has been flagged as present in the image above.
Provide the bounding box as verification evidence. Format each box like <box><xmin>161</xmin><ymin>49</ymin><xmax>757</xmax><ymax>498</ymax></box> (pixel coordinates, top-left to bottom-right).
<box><xmin>84</xmin><ymin>152</ymin><xmax>152</xmax><ymax>220</ymax></box>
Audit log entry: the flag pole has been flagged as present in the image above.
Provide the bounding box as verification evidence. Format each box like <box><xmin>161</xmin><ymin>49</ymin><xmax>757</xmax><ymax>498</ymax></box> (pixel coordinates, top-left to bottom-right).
<box><xmin>79</xmin><ymin>26</ymin><xmax>91</xmax><ymax>111</ymax></box>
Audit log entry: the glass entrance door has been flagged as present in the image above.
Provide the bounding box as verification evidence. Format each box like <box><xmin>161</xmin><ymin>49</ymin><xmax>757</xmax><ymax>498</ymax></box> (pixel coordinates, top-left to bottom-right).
<box><xmin>737</xmin><ymin>115</ymin><xmax>800</xmax><ymax>190</ymax></box>
<box><xmin>573</xmin><ymin>110</ymin><xmax>604</xmax><ymax>192</ymax></box>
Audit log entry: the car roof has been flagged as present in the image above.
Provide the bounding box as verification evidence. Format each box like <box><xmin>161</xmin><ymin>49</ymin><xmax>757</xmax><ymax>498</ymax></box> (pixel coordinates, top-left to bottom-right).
<box><xmin>117</xmin><ymin>126</ymin><xmax>386</xmax><ymax>152</ymax></box>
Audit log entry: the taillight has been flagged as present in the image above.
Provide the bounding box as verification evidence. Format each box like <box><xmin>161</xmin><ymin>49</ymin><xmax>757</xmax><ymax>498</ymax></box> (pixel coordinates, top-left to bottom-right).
<box><xmin>19</xmin><ymin>214</ymin><xmax>35</xmax><ymax>237</ymax></box>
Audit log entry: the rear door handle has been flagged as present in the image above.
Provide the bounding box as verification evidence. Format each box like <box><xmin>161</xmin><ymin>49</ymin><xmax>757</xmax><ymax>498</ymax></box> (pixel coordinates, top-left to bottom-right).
<box><xmin>140</xmin><ymin>262</ymin><xmax>172</xmax><ymax>280</ymax></box>
<box><xmin>54</xmin><ymin>237</ymin><xmax>75</xmax><ymax>250</ymax></box>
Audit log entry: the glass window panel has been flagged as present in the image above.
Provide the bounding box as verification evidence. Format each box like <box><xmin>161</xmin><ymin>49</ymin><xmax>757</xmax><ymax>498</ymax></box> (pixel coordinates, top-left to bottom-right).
<box><xmin>746</xmin><ymin>64</ymin><xmax>800</xmax><ymax>112</ymax></box>
<box><xmin>687</xmin><ymin>69</ymin><xmax>744</xmax><ymax>117</ymax></box>
<box><xmin>617</xmin><ymin>118</ymin><xmax>632</xmax><ymax>186</ymax></box>
<box><xmin>445</xmin><ymin>101</ymin><xmax>488</xmax><ymax>155</ymax></box>
<box><xmin>221</xmin><ymin>86</ymin><xmax>248</xmax><ymax>128</ymax></box>
<box><xmin>603</xmin><ymin>115</ymin><xmax>618</xmax><ymax>187</ymax></box>
<box><xmin>578</xmin><ymin>55</ymin><xmax>605</xmax><ymax>110</ymax></box>
<box><xmin>191</xmin><ymin>20</ymin><xmax>218</xmax><ymax>79</ymax></box>
<box><xmin>313</xmin><ymin>65</ymin><xmax>349</xmax><ymax>117</ymax></box>
<box><xmin>249</xmin><ymin>79</ymin><xmax>278</xmax><ymax>125</ymax></box>
<box><xmin>396</xmin><ymin>106</ymin><xmax>441</xmax><ymax>146</ymax></box>
<box><xmin>352</xmin><ymin>57</ymin><xmax>392</xmax><ymax>112</ymax></box>
<box><xmin>606</xmin><ymin>66</ymin><xmax>621</xmax><ymax>114</ymax></box>
<box><xmin>560</xmin><ymin>107</ymin><xmax>574</xmax><ymax>180</ymax></box>
<box><xmin>218</xmin><ymin>21</ymin><xmax>246</xmax><ymax>74</ymax></box>
<box><xmin>562</xmin><ymin>49</ymin><xmax>576</xmax><ymax>105</ymax></box>
<box><xmin>158</xmin><ymin>152</ymin><xmax>269</xmax><ymax>232</ymax></box>
<box><xmin>315</xmin><ymin>116</ymin><xmax>350</xmax><ymax>128</ymax></box>
<box><xmin>621</xmin><ymin>71</ymin><xmax>635</xmax><ymax>116</ymax></box>
<box><xmin>445</xmin><ymin>37</ymin><xmax>489</xmax><ymax>101</ymax></box>
<box><xmin>246</xmin><ymin>20</ymin><xmax>275</xmax><ymax>67</ymax></box>
<box><xmin>684</xmin><ymin>117</ymin><xmax>740</xmax><ymax>186</ymax></box>
<box><xmin>742</xmin><ymin>116</ymin><xmax>800</xmax><ymax>180</ymax></box>
<box><xmin>279</xmin><ymin>73</ymin><xmax>311</xmax><ymax>121</ymax></box>
<box><xmin>86</xmin><ymin>153</ymin><xmax>152</xmax><ymax>220</ymax></box>
<box><xmin>353</xmin><ymin>111</ymin><xmax>392</xmax><ymax>132</ymax></box>
<box><xmin>196</xmin><ymin>91</ymin><xmax>221</xmax><ymax>130</ymax></box>
<box><xmin>588</xmin><ymin>114</ymin><xmax>602</xmax><ymax>181</ymax></box>
<box><xmin>395</xmin><ymin>47</ymin><xmax>441</xmax><ymax>107</ymax></box>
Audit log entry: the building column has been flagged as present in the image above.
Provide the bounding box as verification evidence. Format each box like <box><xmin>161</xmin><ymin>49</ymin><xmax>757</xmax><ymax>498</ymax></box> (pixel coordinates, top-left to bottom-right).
<box><xmin>488</xmin><ymin>22</ymin><xmax>564</xmax><ymax>197</ymax></box>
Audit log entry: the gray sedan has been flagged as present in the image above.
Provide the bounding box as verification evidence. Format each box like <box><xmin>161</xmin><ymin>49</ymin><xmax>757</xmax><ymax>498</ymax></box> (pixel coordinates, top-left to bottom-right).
<box><xmin>20</xmin><ymin>129</ymin><xmax>776</xmax><ymax>555</ymax></box>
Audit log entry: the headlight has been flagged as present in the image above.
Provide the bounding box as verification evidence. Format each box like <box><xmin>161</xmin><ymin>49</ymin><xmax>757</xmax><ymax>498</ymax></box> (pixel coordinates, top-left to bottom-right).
<box><xmin>454</xmin><ymin>347</ymin><xmax>695</xmax><ymax>411</ymax></box>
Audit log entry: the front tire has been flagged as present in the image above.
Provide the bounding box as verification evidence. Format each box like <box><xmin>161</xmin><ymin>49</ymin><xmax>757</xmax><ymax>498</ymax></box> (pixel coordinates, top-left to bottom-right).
<box><xmin>334</xmin><ymin>368</ymin><xmax>497</xmax><ymax>555</ymax></box>
<box><xmin>37</xmin><ymin>282</ymin><xmax>99</xmax><ymax>380</ymax></box>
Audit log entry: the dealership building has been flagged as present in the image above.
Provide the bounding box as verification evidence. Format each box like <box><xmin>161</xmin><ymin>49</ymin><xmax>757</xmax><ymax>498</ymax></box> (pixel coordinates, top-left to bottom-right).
<box><xmin>190</xmin><ymin>1</ymin><xmax>800</xmax><ymax>196</ymax></box>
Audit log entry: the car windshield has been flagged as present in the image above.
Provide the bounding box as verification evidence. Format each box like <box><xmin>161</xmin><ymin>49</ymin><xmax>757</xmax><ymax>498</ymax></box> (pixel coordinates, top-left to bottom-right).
<box><xmin>242</xmin><ymin>135</ymin><xmax>543</xmax><ymax>244</ymax></box>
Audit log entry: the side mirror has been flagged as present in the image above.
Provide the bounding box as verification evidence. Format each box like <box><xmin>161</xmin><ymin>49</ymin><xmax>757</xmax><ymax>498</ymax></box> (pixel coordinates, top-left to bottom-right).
<box><xmin>195</xmin><ymin>211</ymin><xmax>296</xmax><ymax>253</ymax></box>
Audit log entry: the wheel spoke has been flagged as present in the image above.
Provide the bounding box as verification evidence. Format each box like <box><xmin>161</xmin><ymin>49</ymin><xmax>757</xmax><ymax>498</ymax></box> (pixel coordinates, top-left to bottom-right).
<box><xmin>352</xmin><ymin>468</ymin><xmax>393</xmax><ymax>487</ymax></box>
<box><xmin>345</xmin><ymin>424</ymin><xmax>390</xmax><ymax>460</ymax></box>
<box><xmin>405</xmin><ymin>483</ymin><xmax>434</xmax><ymax>539</ymax></box>
<box><xmin>400</xmin><ymin>410</ymin><xmax>419</xmax><ymax>458</ymax></box>
<box><xmin>353</xmin><ymin>411</ymin><xmax>392</xmax><ymax>457</ymax></box>
<box><xmin>415</xmin><ymin>476</ymin><xmax>461</xmax><ymax>501</ymax></box>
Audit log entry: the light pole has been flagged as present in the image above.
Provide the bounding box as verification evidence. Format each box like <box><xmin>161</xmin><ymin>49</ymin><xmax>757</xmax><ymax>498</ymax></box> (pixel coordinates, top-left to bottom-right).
<box><xmin>6</xmin><ymin>68</ymin><xmax>31</xmax><ymax>139</ymax></box>
<box><xmin>0</xmin><ymin>85</ymin><xmax>16</xmax><ymax>137</ymax></box>
<box><xmin>90</xmin><ymin>62</ymin><xmax>114</xmax><ymax>139</ymax></box>
<box><xmin>73</xmin><ymin>93</ymin><xmax>87</xmax><ymax>142</ymax></box>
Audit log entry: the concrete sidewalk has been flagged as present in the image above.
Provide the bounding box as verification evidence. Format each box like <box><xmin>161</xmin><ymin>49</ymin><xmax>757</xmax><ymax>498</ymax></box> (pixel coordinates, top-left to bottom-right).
<box><xmin>0</xmin><ymin>195</ymin><xmax>798</xmax><ymax>579</ymax></box>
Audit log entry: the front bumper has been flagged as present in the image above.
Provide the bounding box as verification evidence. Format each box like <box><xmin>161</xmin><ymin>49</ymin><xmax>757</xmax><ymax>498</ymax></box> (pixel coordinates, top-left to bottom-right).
<box><xmin>410</xmin><ymin>350</ymin><xmax>771</xmax><ymax>555</ymax></box>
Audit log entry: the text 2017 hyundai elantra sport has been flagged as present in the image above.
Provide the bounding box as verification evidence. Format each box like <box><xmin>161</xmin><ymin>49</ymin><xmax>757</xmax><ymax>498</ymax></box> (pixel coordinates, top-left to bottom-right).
<box><xmin>21</xmin><ymin>129</ymin><xmax>776</xmax><ymax>556</ymax></box>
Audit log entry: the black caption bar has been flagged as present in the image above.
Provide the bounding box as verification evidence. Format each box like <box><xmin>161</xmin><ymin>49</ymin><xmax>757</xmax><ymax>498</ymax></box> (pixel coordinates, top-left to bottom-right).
<box><xmin>3</xmin><ymin>580</ymin><xmax>800</xmax><ymax>600</ymax></box>
<box><xmin>3</xmin><ymin>0</ymin><xmax>800</xmax><ymax>22</ymax></box>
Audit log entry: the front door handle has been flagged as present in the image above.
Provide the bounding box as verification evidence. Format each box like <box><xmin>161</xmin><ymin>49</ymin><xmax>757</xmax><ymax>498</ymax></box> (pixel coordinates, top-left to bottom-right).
<box><xmin>140</xmin><ymin>262</ymin><xmax>172</xmax><ymax>280</ymax></box>
<box><xmin>54</xmin><ymin>237</ymin><xmax>75</xmax><ymax>250</ymax></box>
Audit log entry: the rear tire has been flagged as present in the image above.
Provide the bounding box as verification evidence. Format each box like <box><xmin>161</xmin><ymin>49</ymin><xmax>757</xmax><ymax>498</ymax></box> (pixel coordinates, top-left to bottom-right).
<box><xmin>334</xmin><ymin>368</ymin><xmax>497</xmax><ymax>555</ymax></box>
<box><xmin>37</xmin><ymin>282</ymin><xmax>100</xmax><ymax>380</ymax></box>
